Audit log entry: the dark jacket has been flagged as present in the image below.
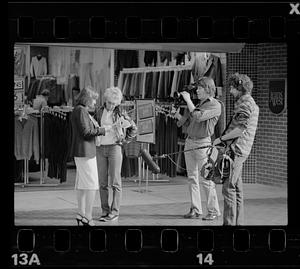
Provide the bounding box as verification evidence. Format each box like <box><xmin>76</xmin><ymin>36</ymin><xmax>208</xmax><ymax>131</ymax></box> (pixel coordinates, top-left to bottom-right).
<box><xmin>70</xmin><ymin>104</ymin><xmax>105</xmax><ymax>158</ymax></box>
<box><xmin>94</xmin><ymin>105</ymin><xmax>138</xmax><ymax>145</ymax></box>
<box><xmin>204</xmin><ymin>55</ymin><xmax>223</xmax><ymax>87</ymax></box>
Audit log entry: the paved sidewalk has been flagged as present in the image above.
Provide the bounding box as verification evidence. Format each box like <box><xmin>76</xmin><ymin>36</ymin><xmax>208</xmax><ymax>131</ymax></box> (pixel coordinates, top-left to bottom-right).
<box><xmin>14</xmin><ymin>182</ymin><xmax>287</xmax><ymax>226</ymax></box>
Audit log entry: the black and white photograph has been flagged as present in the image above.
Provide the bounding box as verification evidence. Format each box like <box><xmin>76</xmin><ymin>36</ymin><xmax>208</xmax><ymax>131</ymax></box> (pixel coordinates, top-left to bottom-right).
<box><xmin>13</xmin><ymin>42</ymin><xmax>287</xmax><ymax>227</ymax></box>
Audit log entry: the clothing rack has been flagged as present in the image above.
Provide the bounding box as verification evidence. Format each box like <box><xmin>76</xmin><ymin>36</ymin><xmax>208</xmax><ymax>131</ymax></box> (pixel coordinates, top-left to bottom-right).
<box><xmin>14</xmin><ymin>110</ymin><xmax>42</xmax><ymax>187</ymax></box>
<box><xmin>119</xmin><ymin>65</ymin><xmax>193</xmax><ymax>100</ymax></box>
<box><xmin>37</xmin><ymin>106</ymin><xmax>73</xmax><ymax>186</ymax></box>
<box><xmin>121</xmin><ymin>65</ymin><xmax>192</xmax><ymax>73</ymax></box>
<box><xmin>36</xmin><ymin>75</ymin><xmax>56</xmax><ymax>79</ymax></box>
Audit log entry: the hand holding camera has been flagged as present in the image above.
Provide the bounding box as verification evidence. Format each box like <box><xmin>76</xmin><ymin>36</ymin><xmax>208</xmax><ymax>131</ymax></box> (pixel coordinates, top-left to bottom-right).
<box><xmin>179</xmin><ymin>91</ymin><xmax>191</xmax><ymax>101</ymax></box>
<box><xmin>170</xmin><ymin>105</ymin><xmax>181</xmax><ymax>120</ymax></box>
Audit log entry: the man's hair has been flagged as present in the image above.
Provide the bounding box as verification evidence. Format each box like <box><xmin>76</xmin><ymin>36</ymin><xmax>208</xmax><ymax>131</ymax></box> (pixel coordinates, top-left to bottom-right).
<box><xmin>76</xmin><ymin>86</ymin><xmax>99</xmax><ymax>106</ymax></box>
<box><xmin>197</xmin><ymin>76</ymin><xmax>216</xmax><ymax>97</ymax></box>
<box><xmin>103</xmin><ymin>87</ymin><xmax>123</xmax><ymax>105</ymax></box>
<box><xmin>227</xmin><ymin>73</ymin><xmax>253</xmax><ymax>95</ymax></box>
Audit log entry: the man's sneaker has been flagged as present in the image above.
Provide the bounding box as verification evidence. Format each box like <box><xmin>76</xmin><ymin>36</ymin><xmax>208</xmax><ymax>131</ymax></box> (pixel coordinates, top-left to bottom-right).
<box><xmin>105</xmin><ymin>213</ymin><xmax>119</xmax><ymax>221</ymax></box>
<box><xmin>98</xmin><ymin>213</ymin><xmax>109</xmax><ymax>222</ymax></box>
<box><xmin>202</xmin><ymin>213</ymin><xmax>219</xmax><ymax>221</ymax></box>
<box><xmin>183</xmin><ymin>209</ymin><xmax>202</xmax><ymax>219</ymax></box>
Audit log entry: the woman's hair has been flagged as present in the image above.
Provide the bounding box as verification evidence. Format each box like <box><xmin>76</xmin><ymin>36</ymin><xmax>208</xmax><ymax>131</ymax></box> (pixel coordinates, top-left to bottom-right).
<box><xmin>197</xmin><ymin>76</ymin><xmax>216</xmax><ymax>97</ymax></box>
<box><xmin>76</xmin><ymin>86</ymin><xmax>99</xmax><ymax>106</ymax></box>
<box><xmin>227</xmin><ymin>73</ymin><xmax>253</xmax><ymax>95</ymax></box>
<box><xmin>103</xmin><ymin>87</ymin><xmax>123</xmax><ymax>105</ymax></box>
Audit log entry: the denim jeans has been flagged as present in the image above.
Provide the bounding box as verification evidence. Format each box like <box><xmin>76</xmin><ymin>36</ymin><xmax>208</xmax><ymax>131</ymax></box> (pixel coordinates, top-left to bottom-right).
<box><xmin>184</xmin><ymin>137</ymin><xmax>221</xmax><ymax>215</ymax></box>
<box><xmin>222</xmin><ymin>155</ymin><xmax>247</xmax><ymax>225</ymax></box>
<box><xmin>96</xmin><ymin>145</ymin><xmax>123</xmax><ymax>215</ymax></box>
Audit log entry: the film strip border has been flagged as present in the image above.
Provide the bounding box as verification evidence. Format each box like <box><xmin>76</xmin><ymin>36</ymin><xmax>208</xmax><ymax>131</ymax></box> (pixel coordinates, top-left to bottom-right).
<box><xmin>10</xmin><ymin>227</ymin><xmax>299</xmax><ymax>266</ymax></box>
<box><xmin>8</xmin><ymin>3</ymin><xmax>300</xmax><ymax>42</ymax></box>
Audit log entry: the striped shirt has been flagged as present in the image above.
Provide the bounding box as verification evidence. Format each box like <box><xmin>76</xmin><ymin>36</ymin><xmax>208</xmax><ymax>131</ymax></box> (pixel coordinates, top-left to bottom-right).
<box><xmin>226</xmin><ymin>94</ymin><xmax>259</xmax><ymax>157</ymax></box>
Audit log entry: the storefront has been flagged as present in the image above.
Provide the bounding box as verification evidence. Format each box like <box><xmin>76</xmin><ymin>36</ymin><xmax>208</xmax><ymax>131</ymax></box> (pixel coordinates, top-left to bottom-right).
<box><xmin>13</xmin><ymin>42</ymin><xmax>287</xmax><ymax>188</ymax></box>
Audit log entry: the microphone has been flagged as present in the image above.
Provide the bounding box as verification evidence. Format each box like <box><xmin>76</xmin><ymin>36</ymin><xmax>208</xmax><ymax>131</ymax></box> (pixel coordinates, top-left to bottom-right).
<box><xmin>140</xmin><ymin>149</ymin><xmax>161</xmax><ymax>174</ymax></box>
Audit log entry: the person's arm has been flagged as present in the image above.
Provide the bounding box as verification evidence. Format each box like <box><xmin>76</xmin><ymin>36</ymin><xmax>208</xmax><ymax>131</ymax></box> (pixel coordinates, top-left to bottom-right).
<box><xmin>173</xmin><ymin>107</ymin><xmax>189</xmax><ymax>127</ymax></box>
<box><xmin>213</xmin><ymin>127</ymin><xmax>244</xmax><ymax>146</ymax></box>
<box><xmin>122</xmin><ymin>111</ymin><xmax>138</xmax><ymax>142</ymax></box>
<box><xmin>213</xmin><ymin>101</ymin><xmax>252</xmax><ymax>146</ymax></box>
<box><xmin>191</xmin><ymin>102</ymin><xmax>221</xmax><ymax>122</ymax></box>
<box><xmin>180</xmin><ymin>91</ymin><xmax>195</xmax><ymax>112</ymax></box>
<box><xmin>180</xmin><ymin>91</ymin><xmax>221</xmax><ymax>122</ymax></box>
<box><xmin>77</xmin><ymin>107</ymin><xmax>106</xmax><ymax>139</ymax></box>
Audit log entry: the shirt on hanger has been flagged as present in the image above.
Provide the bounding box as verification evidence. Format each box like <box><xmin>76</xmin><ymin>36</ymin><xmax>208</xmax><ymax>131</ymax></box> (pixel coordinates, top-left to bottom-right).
<box><xmin>30</xmin><ymin>56</ymin><xmax>47</xmax><ymax>78</ymax></box>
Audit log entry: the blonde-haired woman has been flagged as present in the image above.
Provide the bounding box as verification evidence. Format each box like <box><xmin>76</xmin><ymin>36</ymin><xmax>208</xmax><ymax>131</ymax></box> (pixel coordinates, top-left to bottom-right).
<box><xmin>94</xmin><ymin>87</ymin><xmax>137</xmax><ymax>222</ymax></box>
<box><xmin>70</xmin><ymin>86</ymin><xmax>110</xmax><ymax>226</ymax></box>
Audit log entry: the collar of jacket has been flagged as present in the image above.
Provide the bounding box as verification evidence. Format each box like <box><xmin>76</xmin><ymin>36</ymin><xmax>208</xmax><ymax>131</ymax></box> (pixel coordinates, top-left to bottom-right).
<box><xmin>98</xmin><ymin>105</ymin><xmax>122</xmax><ymax>123</ymax></box>
<box><xmin>197</xmin><ymin>97</ymin><xmax>212</xmax><ymax>107</ymax></box>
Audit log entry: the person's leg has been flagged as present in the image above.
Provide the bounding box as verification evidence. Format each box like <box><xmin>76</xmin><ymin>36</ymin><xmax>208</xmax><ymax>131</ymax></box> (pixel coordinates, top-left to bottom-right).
<box><xmin>196</xmin><ymin>145</ymin><xmax>220</xmax><ymax>217</ymax></box>
<box><xmin>202</xmin><ymin>178</ymin><xmax>221</xmax><ymax>216</ymax></box>
<box><xmin>85</xmin><ymin>190</ymin><xmax>97</xmax><ymax>221</ymax></box>
<box><xmin>222</xmin><ymin>156</ymin><xmax>245</xmax><ymax>225</ymax></box>
<box><xmin>76</xmin><ymin>189</ymin><xmax>86</xmax><ymax>217</ymax></box>
<box><xmin>74</xmin><ymin>158</ymin><xmax>86</xmax><ymax>223</ymax></box>
<box><xmin>235</xmin><ymin>157</ymin><xmax>247</xmax><ymax>225</ymax></box>
<box><xmin>97</xmin><ymin>147</ymin><xmax>110</xmax><ymax>215</ymax></box>
<box><xmin>184</xmin><ymin>139</ymin><xmax>202</xmax><ymax>215</ymax></box>
<box><xmin>108</xmin><ymin>145</ymin><xmax>123</xmax><ymax>216</ymax></box>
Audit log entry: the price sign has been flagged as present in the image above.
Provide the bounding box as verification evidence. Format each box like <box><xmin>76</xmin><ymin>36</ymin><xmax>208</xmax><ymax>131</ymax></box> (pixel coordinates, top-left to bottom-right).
<box><xmin>14</xmin><ymin>77</ymin><xmax>25</xmax><ymax>107</ymax></box>
<box><xmin>136</xmin><ymin>99</ymin><xmax>155</xmax><ymax>144</ymax></box>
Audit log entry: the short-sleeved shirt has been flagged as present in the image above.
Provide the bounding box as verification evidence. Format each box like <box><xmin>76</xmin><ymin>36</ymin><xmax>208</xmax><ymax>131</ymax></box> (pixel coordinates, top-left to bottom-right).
<box><xmin>226</xmin><ymin>94</ymin><xmax>259</xmax><ymax>157</ymax></box>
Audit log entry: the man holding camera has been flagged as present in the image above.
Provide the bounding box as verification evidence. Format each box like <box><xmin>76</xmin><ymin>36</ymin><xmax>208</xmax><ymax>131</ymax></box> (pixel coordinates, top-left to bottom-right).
<box><xmin>213</xmin><ymin>73</ymin><xmax>259</xmax><ymax>225</ymax></box>
<box><xmin>173</xmin><ymin>77</ymin><xmax>221</xmax><ymax>221</ymax></box>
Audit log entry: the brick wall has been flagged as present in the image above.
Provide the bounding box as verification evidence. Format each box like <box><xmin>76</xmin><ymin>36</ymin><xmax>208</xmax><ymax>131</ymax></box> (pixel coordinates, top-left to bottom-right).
<box><xmin>226</xmin><ymin>44</ymin><xmax>258</xmax><ymax>183</ymax></box>
<box><xmin>256</xmin><ymin>43</ymin><xmax>287</xmax><ymax>187</ymax></box>
<box><xmin>226</xmin><ymin>43</ymin><xmax>287</xmax><ymax>187</ymax></box>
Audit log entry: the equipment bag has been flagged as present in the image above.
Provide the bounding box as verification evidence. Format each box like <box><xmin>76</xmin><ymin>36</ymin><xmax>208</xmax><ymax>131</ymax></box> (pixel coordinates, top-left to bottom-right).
<box><xmin>201</xmin><ymin>145</ymin><xmax>234</xmax><ymax>184</ymax></box>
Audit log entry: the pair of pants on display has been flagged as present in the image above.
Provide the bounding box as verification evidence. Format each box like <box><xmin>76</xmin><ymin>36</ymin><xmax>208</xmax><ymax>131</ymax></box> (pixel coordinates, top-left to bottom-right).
<box><xmin>184</xmin><ymin>138</ymin><xmax>221</xmax><ymax>216</ymax></box>
<box><xmin>96</xmin><ymin>145</ymin><xmax>123</xmax><ymax>216</ymax></box>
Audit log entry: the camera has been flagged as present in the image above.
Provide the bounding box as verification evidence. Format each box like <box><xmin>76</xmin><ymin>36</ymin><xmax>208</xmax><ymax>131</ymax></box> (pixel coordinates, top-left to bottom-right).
<box><xmin>173</xmin><ymin>83</ymin><xmax>198</xmax><ymax>108</ymax></box>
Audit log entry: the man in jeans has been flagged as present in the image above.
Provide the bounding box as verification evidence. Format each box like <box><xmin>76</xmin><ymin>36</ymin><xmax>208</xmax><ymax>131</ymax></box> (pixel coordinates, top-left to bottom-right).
<box><xmin>174</xmin><ymin>77</ymin><xmax>221</xmax><ymax>221</ymax></box>
<box><xmin>213</xmin><ymin>73</ymin><xmax>259</xmax><ymax>225</ymax></box>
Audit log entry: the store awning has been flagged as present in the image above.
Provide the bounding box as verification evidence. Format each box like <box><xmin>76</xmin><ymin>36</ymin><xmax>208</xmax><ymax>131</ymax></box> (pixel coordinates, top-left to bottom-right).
<box><xmin>16</xmin><ymin>43</ymin><xmax>245</xmax><ymax>53</ymax></box>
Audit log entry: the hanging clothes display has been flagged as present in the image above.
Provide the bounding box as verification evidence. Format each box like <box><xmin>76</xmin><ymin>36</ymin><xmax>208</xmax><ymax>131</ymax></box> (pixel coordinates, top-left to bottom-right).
<box><xmin>175</xmin><ymin>52</ymin><xmax>186</xmax><ymax>65</ymax></box>
<box><xmin>92</xmin><ymin>48</ymin><xmax>111</xmax><ymax>106</ymax></box>
<box><xmin>14</xmin><ymin>46</ymin><xmax>26</xmax><ymax>76</ymax></box>
<box><xmin>27</xmin><ymin>76</ymin><xmax>66</xmax><ymax>106</ymax></box>
<box><xmin>159</xmin><ymin>51</ymin><xmax>172</xmax><ymax>66</ymax></box>
<box><xmin>66</xmin><ymin>74</ymin><xmax>80</xmax><ymax>106</ymax></box>
<box><xmin>144</xmin><ymin>51</ymin><xmax>157</xmax><ymax>66</ymax></box>
<box><xmin>30</xmin><ymin>55</ymin><xmax>47</xmax><ymax>78</ymax></box>
<box><xmin>14</xmin><ymin>114</ymin><xmax>40</xmax><ymax>163</ymax></box>
<box><xmin>192</xmin><ymin>53</ymin><xmax>223</xmax><ymax>87</ymax></box>
<box><xmin>115</xmin><ymin>50</ymin><xmax>139</xmax><ymax>77</ymax></box>
<box><xmin>150</xmin><ymin>111</ymin><xmax>178</xmax><ymax>178</ymax></box>
<box><xmin>43</xmin><ymin>109</ymin><xmax>72</xmax><ymax>183</ymax></box>
<box><xmin>118</xmin><ymin>65</ymin><xmax>192</xmax><ymax>100</ymax></box>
